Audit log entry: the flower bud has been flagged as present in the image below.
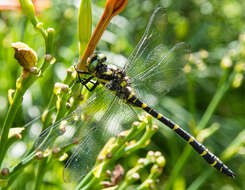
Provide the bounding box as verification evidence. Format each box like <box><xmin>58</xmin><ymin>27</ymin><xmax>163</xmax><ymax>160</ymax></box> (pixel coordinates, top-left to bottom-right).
<box><xmin>232</xmin><ymin>73</ymin><xmax>243</xmax><ymax>88</ymax></box>
<box><xmin>12</xmin><ymin>42</ymin><xmax>37</xmax><ymax>71</ymax></box>
<box><xmin>8</xmin><ymin>89</ymin><xmax>15</xmax><ymax>105</ymax></box>
<box><xmin>199</xmin><ymin>49</ymin><xmax>209</xmax><ymax>59</ymax></box>
<box><xmin>183</xmin><ymin>64</ymin><xmax>192</xmax><ymax>74</ymax></box>
<box><xmin>58</xmin><ymin>153</ymin><xmax>68</xmax><ymax>162</ymax></box>
<box><xmin>19</xmin><ymin>0</ymin><xmax>39</xmax><ymax>26</ymax></box>
<box><xmin>78</xmin><ymin>0</ymin><xmax>92</xmax><ymax>55</ymax></box>
<box><xmin>156</xmin><ymin>156</ymin><xmax>166</xmax><ymax>167</ymax></box>
<box><xmin>8</xmin><ymin>128</ymin><xmax>25</xmax><ymax>139</ymax></box>
<box><xmin>54</xmin><ymin>82</ymin><xmax>69</xmax><ymax>95</ymax></box>
<box><xmin>235</xmin><ymin>61</ymin><xmax>245</xmax><ymax>73</ymax></box>
<box><xmin>35</xmin><ymin>151</ymin><xmax>44</xmax><ymax>160</ymax></box>
<box><xmin>77</xmin><ymin>0</ymin><xmax>128</xmax><ymax>71</ymax></box>
<box><xmin>220</xmin><ymin>56</ymin><xmax>232</xmax><ymax>69</ymax></box>
<box><xmin>239</xmin><ymin>33</ymin><xmax>245</xmax><ymax>43</ymax></box>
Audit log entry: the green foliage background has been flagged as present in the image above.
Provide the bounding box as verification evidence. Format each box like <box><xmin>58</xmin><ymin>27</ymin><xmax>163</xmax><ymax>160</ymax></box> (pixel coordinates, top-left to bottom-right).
<box><xmin>0</xmin><ymin>0</ymin><xmax>244</xmax><ymax>189</ymax></box>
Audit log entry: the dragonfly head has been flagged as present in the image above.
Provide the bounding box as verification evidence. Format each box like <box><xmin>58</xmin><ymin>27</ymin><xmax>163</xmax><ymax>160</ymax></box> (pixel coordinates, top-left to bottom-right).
<box><xmin>87</xmin><ymin>53</ymin><xmax>107</xmax><ymax>73</ymax></box>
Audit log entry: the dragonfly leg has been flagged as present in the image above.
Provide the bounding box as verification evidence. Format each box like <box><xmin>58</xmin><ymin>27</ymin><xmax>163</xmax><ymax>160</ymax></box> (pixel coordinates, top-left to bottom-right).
<box><xmin>74</xmin><ymin>65</ymin><xmax>98</xmax><ymax>91</ymax></box>
<box><xmin>81</xmin><ymin>76</ymin><xmax>98</xmax><ymax>92</ymax></box>
<box><xmin>89</xmin><ymin>80</ymin><xmax>99</xmax><ymax>91</ymax></box>
<box><xmin>74</xmin><ymin>66</ymin><xmax>89</xmax><ymax>82</ymax></box>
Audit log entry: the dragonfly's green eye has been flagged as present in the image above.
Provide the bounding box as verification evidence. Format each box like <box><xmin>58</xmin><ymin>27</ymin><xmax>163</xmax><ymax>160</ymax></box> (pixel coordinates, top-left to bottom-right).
<box><xmin>87</xmin><ymin>53</ymin><xmax>107</xmax><ymax>73</ymax></box>
<box><xmin>97</xmin><ymin>53</ymin><xmax>107</xmax><ymax>63</ymax></box>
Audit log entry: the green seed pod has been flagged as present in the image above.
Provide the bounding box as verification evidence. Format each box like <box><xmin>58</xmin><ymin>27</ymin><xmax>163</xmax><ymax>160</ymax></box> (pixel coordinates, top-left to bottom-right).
<box><xmin>19</xmin><ymin>0</ymin><xmax>39</xmax><ymax>26</ymax></box>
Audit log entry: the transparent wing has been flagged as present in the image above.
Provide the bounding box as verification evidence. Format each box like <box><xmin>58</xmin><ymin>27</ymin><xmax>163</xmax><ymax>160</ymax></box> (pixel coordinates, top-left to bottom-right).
<box><xmin>63</xmin><ymin>95</ymin><xmax>138</xmax><ymax>183</ymax></box>
<box><xmin>125</xmin><ymin>7</ymin><xmax>168</xmax><ymax>72</ymax></box>
<box><xmin>34</xmin><ymin>84</ymin><xmax>137</xmax><ymax>183</ymax></box>
<box><xmin>34</xmin><ymin>86</ymin><xmax>112</xmax><ymax>151</ymax></box>
<box><xmin>124</xmin><ymin>7</ymin><xmax>190</xmax><ymax>107</ymax></box>
<box><xmin>131</xmin><ymin>43</ymin><xmax>189</xmax><ymax>106</ymax></box>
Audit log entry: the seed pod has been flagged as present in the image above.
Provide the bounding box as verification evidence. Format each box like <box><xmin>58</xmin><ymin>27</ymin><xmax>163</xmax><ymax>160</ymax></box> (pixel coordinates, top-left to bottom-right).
<box><xmin>12</xmin><ymin>42</ymin><xmax>37</xmax><ymax>71</ymax></box>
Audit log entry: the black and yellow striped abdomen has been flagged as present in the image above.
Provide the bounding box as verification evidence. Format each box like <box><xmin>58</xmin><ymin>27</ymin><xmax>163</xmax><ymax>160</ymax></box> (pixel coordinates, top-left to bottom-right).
<box><xmin>127</xmin><ymin>93</ymin><xmax>235</xmax><ymax>177</ymax></box>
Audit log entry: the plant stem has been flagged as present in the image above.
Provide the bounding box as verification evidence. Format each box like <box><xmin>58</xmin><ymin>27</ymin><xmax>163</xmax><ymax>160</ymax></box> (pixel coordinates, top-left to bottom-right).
<box><xmin>164</xmin><ymin>146</ymin><xmax>192</xmax><ymax>190</ymax></box>
<box><xmin>34</xmin><ymin>158</ymin><xmax>48</xmax><ymax>190</ymax></box>
<box><xmin>117</xmin><ymin>181</ymin><xmax>128</xmax><ymax>190</ymax></box>
<box><xmin>187</xmin><ymin>169</ymin><xmax>213</xmax><ymax>190</ymax></box>
<box><xmin>75</xmin><ymin>171</ymin><xmax>94</xmax><ymax>190</ymax></box>
<box><xmin>42</xmin><ymin>93</ymin><xmax>56</xmax><ymax>129</ymax></box>
<box><xmin>76</xmin><ymin>117</ymin><xmax>155</xmax><ymax>190</ymax></box>
<box><xmin>187</xmin><ymin>73</ymin><xmax>196</xmax><ymax>117</ymax></box>
<box><xmin>0</xmin><ymin>77</ymin><xmax>33</xmax><ymax>167</ymax></box>
<box><xmin>197</xmin><ymin>69</ymin><xmax>233</xmax><ymax>130</ymax></box>
<box><xmin>1</xmin><ymin>152</ymin><xmax>36</xmax><ymax>188</ymax></box>
<box><xmin>0</xmin><ymin>30</ymin><xmax>55</xmax><ymax>188</ymax></box>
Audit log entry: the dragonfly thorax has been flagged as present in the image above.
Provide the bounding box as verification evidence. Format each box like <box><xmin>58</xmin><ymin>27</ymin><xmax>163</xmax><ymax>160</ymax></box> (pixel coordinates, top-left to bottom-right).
<box><xmin>88</xmin><ymin>53</ymin><xmax>135</xmax><ymax>101</ymax></box>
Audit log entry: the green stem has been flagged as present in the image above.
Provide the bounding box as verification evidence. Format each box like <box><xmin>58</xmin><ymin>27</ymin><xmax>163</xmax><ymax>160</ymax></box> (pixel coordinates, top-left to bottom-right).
<box><xmin>124</xmin><ymin>125</ymin><xmax>157</xmax><ymax>153</ymax></box>
<box><xmin>0</xmin><ymin>79</ymin><xmax>32</xmax><ymax>167</ymax></box>
<box><xmin>117</xmin><ymin>181</ymin><xmax>129</xmax><ymax>190</ymax></box>
<box><xmin>80</xmin><ymin>177</ymin><xmax>99</xmax><ymax>190</ymax></box>
<box><xmin>75</xmin><ymin>170</ymin><xmax>94</xmax><ymax>190</ymax></box>
<box><xmin>33</xmin><ymin>72</ymin><xmax>78</xmax><ymax>189</ymax></box>
<box><xmin>187</xmin><ymin>169</ymin><xmax>213</xmax><ymax>190</ymax></box>
<box><xmin>77</xmin><ymin>118</ymin><xmax>155</xmax><ymax>190</ymax></box>
<box><xmin>1</xmin><ymin>152</ymin><xmax>36</xmax><ymax>184</ymax></box>
<box><xmin>34</xmin><ymin>158</ymin><xmax>48</xmax><ymax>190</ymax></box>
<box><xmin>197</xmin><ymin>69</ymin><xmax>232</xmax><ymax>130</ymax></box>
<box><xmin>0</xmin><ymin>30</ymin><xmax>55</xmax><ymax>187</ymax></box>
<box><xmin>0</xmin><ymin>93</ymin><xmax>22</xmax><ymax>163</ymax></box>
<box><xmin>164</xmin><ymin>146</ymin><xmax>192</xmax><ymax>190</ymax></box>
<box><xmin>187</xmin><ymin>73</ymin><xmax>196</xmax><ymax>117</ymax></box>
<box><xmin>42</xmin><ymin>93</ymin><xmax>56</xmax><ymax>129</ymax></box>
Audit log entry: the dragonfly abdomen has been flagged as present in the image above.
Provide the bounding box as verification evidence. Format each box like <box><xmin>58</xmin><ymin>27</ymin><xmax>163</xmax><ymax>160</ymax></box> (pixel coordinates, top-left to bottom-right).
<box><xmin>127</xmin><ymin>94</ymin><xmax>235</xmax><ymax>177</ymax></box>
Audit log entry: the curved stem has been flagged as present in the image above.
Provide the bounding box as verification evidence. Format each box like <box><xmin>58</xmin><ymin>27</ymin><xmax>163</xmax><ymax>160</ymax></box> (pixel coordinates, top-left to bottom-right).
<box><xmin>0</xmin><ymin>29</ymin><xmax>55</xmax><ymax>186</ymax></box>
<box><xmin>0</xmin><ymin>89</ymin><xmax>25</xmax><ymax>166</ymax></box>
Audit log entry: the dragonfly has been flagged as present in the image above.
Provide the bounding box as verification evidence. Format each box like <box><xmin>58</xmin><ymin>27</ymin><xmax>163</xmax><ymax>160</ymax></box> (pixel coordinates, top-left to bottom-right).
<box><xmin>36</xmin><ymin>7</ymin><xmax>235</xmax><ymax>182</ymax></box>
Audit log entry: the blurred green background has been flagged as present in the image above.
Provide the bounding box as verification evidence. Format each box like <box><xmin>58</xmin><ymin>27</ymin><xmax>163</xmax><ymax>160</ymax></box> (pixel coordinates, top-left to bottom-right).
<box><xmin>0</xmin><ymin>0</ymin><xmax>244</xmax><ymax>189</ymax></box>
